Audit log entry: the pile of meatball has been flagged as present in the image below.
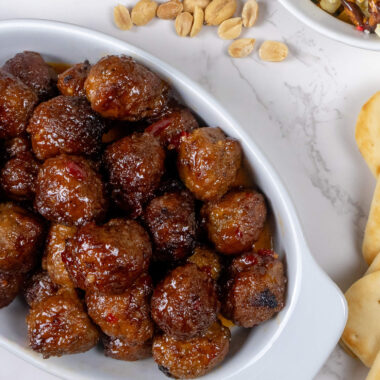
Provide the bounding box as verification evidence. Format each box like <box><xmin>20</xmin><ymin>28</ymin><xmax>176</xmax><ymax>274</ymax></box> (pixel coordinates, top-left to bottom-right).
<box><xmin>0</xmin><ymin>51</ymin><xmax>286</xmax><ymax>379</ymax></box>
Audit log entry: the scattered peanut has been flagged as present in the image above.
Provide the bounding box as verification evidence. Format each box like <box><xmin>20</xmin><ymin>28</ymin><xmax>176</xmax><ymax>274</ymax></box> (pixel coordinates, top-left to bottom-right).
<box><xmin>190</xmin><ymin>6</ymin><xmax>204</xmax><ymax>37</ymax></box>
<box><xmin>218</xmin><ymin>17</ymin><xmax>242</xmax><ymax>39</ymax></box>
<box><xmin>205</xmin><ymin>0</ymin><xmax>237</xmax><ymax>25</ymax></box>
<box><xmin>157</xmin><ymin>0</ymin><xmax>183</xmax><ymax>19</ymax></box>
<box><xmin>242</xmin><ymin>0</ymin><xmax>258</xmax><ymax>27</ymax></box>
<box><xmin>114</xmin><ymin>4</ymin><xmax>133</xmax><ymax>30</ymax></box>
<box><xmin>228</xmin><ymin>38</ymin><xmax>255</xmax><ymax>58</ymax></box>
<box><xmin>259</xmin><ymin>40</ymin><xmax>288</xmax><ymax>62</ymax></box>
<box><xmin>183</xmin><ymin>0</ymin><xmax>210</xmax><ymax>12</ymax></box>
<box><xmin>175</xmin><ymin>12</ymin><xmax>194</xmax><ymax>36</ymax></box>
<box><xmin>131</xmin><ymin>0</ymin><xmax>158</xmax><ymax>26</ymax></box>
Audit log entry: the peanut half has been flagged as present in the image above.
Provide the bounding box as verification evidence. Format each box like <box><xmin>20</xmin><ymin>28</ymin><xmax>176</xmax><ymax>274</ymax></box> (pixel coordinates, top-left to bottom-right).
<box><xmin>175</xmin><ymin>12</ymin><xmax>194</xmax><ymax>36</ymax></box>
<box><xmin>157</xmin><ymin>0</ymin><xmax>183</xmax><ymax>19</ymax></box>
<box><xmin>114</xmin><ymin>4</ymin><xmax>133</xmax><ymax>30</ymax></box>
<box><xmin>190</xmin><ymin>6</ymin><xmax>204</xmax><ymax>37</ymax></box>
<box><xmin>218</xmin><ymin>17</ymin><xmax>242</xmax><ymax>39</ymax></box>
<box><xmin>228</xmin><ymin>38</ymin><xmax>255</xmax><ymax>58</ymax></box>
<box><xmin>183</xmin><ymin>0</ymin><xmax>210</xmax><ymax>12</ymax></box>
<box><xmin>259</xmin><ymin>40</ymin><xmax>288</xmax><ymax>62</ymax></box>
<box><xmin>131</xmin><ymin>0</ymin><xmax>158</xmax><ymax>26</ymax></box>
<box><xmin>205</xmin><ymin>0</ymin><xmax>237</xmax><ymax>25</ymax></box>
<box><xmin>242</xmin><ymin>0</ymin><xmax>258</xmax><ymax>27</ymax></box>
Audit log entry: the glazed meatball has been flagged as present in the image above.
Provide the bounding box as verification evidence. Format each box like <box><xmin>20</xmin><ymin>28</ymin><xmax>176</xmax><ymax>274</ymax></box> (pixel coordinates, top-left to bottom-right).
<box><xmin>2</xmin><ymin>51</ymin><xmax>57</xmax><ymax>101</ymax></box>
<box><xmin>27</xmin><ymin>95</ymin><xmax>105</xmax><ymax>160</ymax></box>
<box><xmin>0</xmin><ymin>202</ymin><xmax>44</xmax><ymax>273</ymax></box>
<box><xmin>151</xmin><ymin>263</ymin><xmax>219</xmax><ymax>339</ymax></box>
<box><xmin>44</xmin><ymin>224</ymin><xmax>77</xmax><ymax>287</ymax></box>
<box><xmin>63</xmin><ymin>219</ymin><xmax>151</xmax><ymax>294</ymax></box>
<box><xmin>187</xmin><ymin>246</ymin><xmax>222</xmax><ymax>281</ymax></box>
<box><xmin>177</xmin><ymin>127</ymin><xmax>242</xmax><ymax>201</ymax></box>
<box><xmin>85</xmin><ymin>55</ymin><xmax>169</xmax><ymax>121</ymax></box>
<box><xmin>104</xmin><ymin>133</ymin><xmax>165</xmax><ymax>217</ymax></box>
<box><xmin>3</xmin><ymin>136</ymin><xmax>30</xmax><ymax>158</ymax></box>
<box><xmin>144</xmin><ymin>189</ymin><xmax>196</xmax><ymax>262</ymax></box>
<box><xmin>26</xmin><ymin>290</ymin><xmax>99</xmax><ymax>358</ymax></box>
<box><xmin>23</xmin><ymin>270</ymin><xmax>60</xmax><ymax>308</ymax></box>
<box><xmin>201</xmin><ymin>189</ymin><xmax>267</xmax><ymax>254</ymax></box>
<box><xmin>0</xmin><ymin>70</ymin><xmax>38</xmax><ymax>139</ymax></box>
<box><xmin>86</xmin><ymin>273</ymin><xmax>153</xmax><ymax>343</ymax></box>
<box><xmin>34</xmin><ymin>154</ymin><xmax>107</xmax><ymax>226</ymax></box>
<box><xmin>0</xmin><ymin>271</ymin><xmax>24</xmax><ymax>308</ymax></box>
<box><xmin>57</xmin><ymin>61</ymin><xmax>91</xmax><ymax>97</ymax></box>
<box><xmin>103</xmin><ymin>336</ymin><xmax>152</xmax><ymax>361</ymax></box>
<box><xmin>222</xmin><ymin>251</ymin><xmax>286</xmax><ymax>327</ymax></box>
<box><xmin>1</xmin><ymin>152</ymin><xmax>40</xmax><ymax>201</ymax></box>
<box><xmin>153</xmin><ymin>321</ymin><xmax>230</xmax><ymax>379</ymax></box>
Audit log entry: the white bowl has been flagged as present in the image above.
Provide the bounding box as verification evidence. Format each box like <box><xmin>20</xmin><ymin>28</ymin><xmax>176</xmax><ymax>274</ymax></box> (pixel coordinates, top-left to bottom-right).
<box><xmin>0</xmin><ymin>19</ymin><xmax>347</xmax><ymax>380</ymax></box>
<box><xmin>278</xmin><ymin>0</ymin><xmax>380</xmax><ymax>50</ymax></box>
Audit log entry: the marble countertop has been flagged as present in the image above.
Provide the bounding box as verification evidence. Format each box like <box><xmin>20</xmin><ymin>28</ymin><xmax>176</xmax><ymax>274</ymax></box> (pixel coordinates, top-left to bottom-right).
<box><xmin>0</xmin><ymin>0</ymin><xmax>378</xmax><ymax>379</ymax></box>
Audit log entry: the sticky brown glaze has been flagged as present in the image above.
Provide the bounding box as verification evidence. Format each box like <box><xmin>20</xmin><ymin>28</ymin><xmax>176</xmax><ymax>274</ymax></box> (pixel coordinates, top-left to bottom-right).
<box><xmin>368</xmin><ymin>0</ymin><xmax>380</xmax><ymax>30</ymax></box>
<box><xmin>26</xmin><ymin>290</ymin><xmax>99</xmax><ymax>358</ymax></box>
<box><xmin>0</xmin><ymin>70</ymin><xmax>38</xmax><ymax>139</ymax></box>
<box><xmin>27</xmin><ymin>96</ymin><xmax>105</xmax><ymax>160</ymax></box>
<box><xmin>201</xmin><ymin>189</ymin><xmax>267</xmax><ymax>255</ymax></box>
<box><xmin>222</xmin><ymin>251</ymin><xmax>286</xmax><ymax>327</ymax></box>
<box><xmin>0</xmin><ymin>202</ymin><xmax>44</xmax><ymax>273</ymax></box>
<box><xmin>62</xmin><ymin>219</ymin><xmax>151</xmax><ymax>294</ymax></box>
<box><xmin>1</xmin><ymin>151</ymin><xmax>40</xmax><ymax>201</ymax></box>
<box><xmin>144</xmin><ymin>189</ymin><xmax>196</xmax><ymax>262</ymax></box>
<box><xmin>34</xmin><ymin>154</ymin><xmax>107</xmax><ymax>226</ymax></box>
<box><xmin>103</xmin><ymin>336</ymin><xmax>152</xmax><ymax>361</ymax></box>
<box><xmin>3</xmin><ymin>136</ymin><xmax>31</xmax><ymax>159</ymax></box>
<box><xmin>187</xmin><ymin>246</ymin><xmax>222</xmax><ymax>281</ymax></box>
<box><xmin>57</xmin><ymin>61</ymin><xmax>91</xmax><ymax>97</ymax></box>
<box><xmin>85</xmin><ymin>55</ymin><xmax>169</xmax><ymax>121</ymax></box>
<box><xmin>44</xmin><ymin>224</ymin><xmax>77</xmax><ymax>287</ymax></box>
<box><xmin>151</xmin><ymin>263</ymin><xmax>219</xmax><ymax>339</ymax></box>
<box><xmin>152</xmin><ymin>321</ymin><xmax>230</xmax><ymax>379</ymax></box>
<box><xmin>177</xmin><ymin>127</ymin><xmax>242</xmax><ymax>201</ymax></box>
<box><xmin>2</xmin><ymin>51</ymin><xmax>57</xmax><ymax>101</ymax></box>
<box><xmin>0</xmin><ymin>271</ymin><xmax>24</xmax><ymax>308</ymax></box>
<box><xmin>104</xmin><ymin>133</ymin><xmax>165</xmax><ymax>217</ymax></box>
<box><xmin>86</xmin><ymin>273</ymin><xmax>153</xmax><ymax>343</ymax></box>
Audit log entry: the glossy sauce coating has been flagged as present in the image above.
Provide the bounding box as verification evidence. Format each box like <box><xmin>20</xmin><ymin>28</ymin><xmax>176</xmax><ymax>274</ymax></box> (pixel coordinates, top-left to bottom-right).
<box><xmin>3</xmin><ymin>136</ymin><xmax>31</xmax><ymax>158</ymax></box>
<box><xmin>0</xmin><ymin>271</ymin><xmax>24</xmax><ymax>308</ymax></box>
<box><xmin>57</xmin><ymin>61</ymin><xmax>91</xmax><ymax>97</ymax></box>
<box><xmin>103</xmin><ymin>336</ymin><xmax>152</xmax><ymax>361</ymax></box>
<box><xmin>187</xmin><ymin>246</ymin><xmax>222</xmax><ymax>281</ymax></box>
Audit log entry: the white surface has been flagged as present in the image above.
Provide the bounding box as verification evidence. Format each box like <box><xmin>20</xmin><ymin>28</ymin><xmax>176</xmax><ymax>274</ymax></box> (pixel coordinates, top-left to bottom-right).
<box><xmin>0</xmin><ymin>0</ymin><xmax>376</xmax><ymax>379</ymax></box>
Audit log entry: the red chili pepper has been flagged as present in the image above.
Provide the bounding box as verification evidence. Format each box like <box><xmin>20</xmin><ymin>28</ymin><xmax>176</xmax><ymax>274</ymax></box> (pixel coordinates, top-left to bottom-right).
<box><xmin>66</xmin><ymin>161</ymin><xmax>86</xmax><ymax>181</ymax></box>
<box><xmin>105</xmin><ymin>313</ymin><xmax>118</xmax><ymax>323</ymax></box>
<box><xmin>356</xmin><ymin>26</ymin><xmax>364</xmax><ymax>32</ymax></box>
<box><xmin>146</xmin><ymin>118</ymin><xmax>172</xmax><ymax>137</ymax></box>
<box><xmin>257</xmin><ymin>249</ymin><xmax>275</xmax><ymax>257</ymax></box>
<box><xmin>235</xmin><ymin>228</ymin><xmax>243</xmax><ymax>238</ymax></box>
<box><xmin>242</xmin><ymin>253</ymin><xmax>258</xmax><ymax>266</ymax></box>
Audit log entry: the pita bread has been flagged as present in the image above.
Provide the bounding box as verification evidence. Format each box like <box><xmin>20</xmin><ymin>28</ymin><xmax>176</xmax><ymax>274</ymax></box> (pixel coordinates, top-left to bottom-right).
<box><xmin>367</xmin><ymin>351</ymin><xmax>380</xmax><ymax>380</ymax></box>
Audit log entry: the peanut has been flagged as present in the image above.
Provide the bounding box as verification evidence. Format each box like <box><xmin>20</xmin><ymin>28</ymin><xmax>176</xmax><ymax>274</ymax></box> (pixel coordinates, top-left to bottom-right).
<box><xmin>259</xmin><ymin>40</ymin><xmax>288</xmax><ymax>62</ymax></box>
<box><xmin>218</xmin><ymin>17</ymin><xmax>242</xmax><ymax>39</ymax></box>
<box><xmin>242</xmin><ymin>0</ymin><xmax>258</xmax><ymax>27</ymax></box>
<box><xmin>205</xmin><ymin>0</ymin><xmax>237</xmax><ymax>25</ymax></box>
<box><xmin>190</xmin><ymin>6</ymin><xmax>204</xmax><ymax>37</ymax></box>
<box><xmin>175</xmin><ymin>12</ymin><xmax>194</xmax><ymax>36</ymax></box>
<box><xmin>157</xmin><ymin>0</ymin><xmax>183</xmax><ymax>19</ymax></box>
<box><xmin>228</xmin><ymin>38</ymin><xmax>255</xmax><ymax>58</ymax></box>
<box><xmin>131</xmin><ymin>0</ymin><xmax>158</xmax><ymax>26</ymax></box>
<box><xmin>114</xmin><ymin>4</ymin><xmax>133</xmax><ymax>30</ymax></box>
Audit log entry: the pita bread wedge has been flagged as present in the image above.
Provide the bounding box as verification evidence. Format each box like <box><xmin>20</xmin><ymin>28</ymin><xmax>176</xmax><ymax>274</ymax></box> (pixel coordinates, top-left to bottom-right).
<box><xmin>367</xmin><ymin>351</ymin><xmax>380</xmax><ymax>380</ymax></box>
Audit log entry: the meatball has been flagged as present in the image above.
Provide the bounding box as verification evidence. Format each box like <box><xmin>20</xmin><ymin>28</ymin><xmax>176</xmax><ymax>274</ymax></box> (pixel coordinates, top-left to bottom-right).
<box><xmin>103</xmin><ymin>336</ymin><xmax>152</xmax><ymax>361</ymax></box>
<box><xmin>3</xmin><ymin>136</ymin><xmax>30</xmax><ymax>158</ymax></box>
<box><xmin>57</xmin><ymin>61</ymin><xmax>91</xmax><ymax>97</ymax></box>
<box><xmin>0</xmin><ymin>271</ymin><xmax>24</xmax><ymax>308</ymax></box>
<box><xmin>201</xmin><ymin>189</ymin><xmax>267</xmax><ymax>254</ymax></box>
<box><xmin>104</xmin><ymin>133</ymin><xmax>165</xmax><ymax>217</ymax></box>
<box><xmin>222</xmin><ymin>251</ymin><xmax>286</xmax><ymax>327</ymax></box>
<box><xmin>23</xmin><ymin>270</ymin><xmax>60</xmax><ymax>308</ymax></box>
<box><xmin>44</xmin><ymin>224</ymin><xmax>77</xmax><ymax>287</ymax></box>
<box><xmin>86</xmin><ymin>273</ymin><xmax>153</xmax><ymax>343</ymax></box>
<box><xmin>0</xmin><ymin>70</ymin><xmax>38</xmax><ymax>139</ymax></box>
<box><xmin>151</xmin><ymin>263</ymin><xmax>219</xmax><ymax>339</ymax></box>
<box><xmin>0</xmin><ymin>202</ymin><xmax>44</xmax><ymax>273</ymax></box>
<box><xmin>177</xmin><ymin>127</ymin><xmax>242</xmax><ymax>201</ymax></box>
<box><xmin>2</xmin><ymin>51</ymin><xmax>57</xmax><ymax>101</ymax></box>
<box><xmin>34</xmin><ymin>154</ymin><xmax>107</xmax><ymax>226</ymax></box>
<box><xmin>63</xmin><ymin>219</ymin><xmax>151</xmax><ymax>294</ymax></box>
<box><xmin>27</xmin><ymin>95</ymin><xmax>105</xmax><ymax>160</ymax></box>
<box><xmin>144</xmin><ymin>189</ymin><xmax>196</xmax><ymax>262</ymax></box>
<box><xmin>1</xmin><ymin>152</ymin><xmax>40</xmax><ymax>200</ymax></box>
<box><xmin>152</xmin><ymin>321</ymin><xmax>230</xmax><ymax>379</ymax></box>
<box><xmin>85</xmin><ymin>55</ymin><xmax>169</xmax><ymax>121</ymax></box>
<box><xmin>26</xmin><ymin>290</ymin><xmax>99</xmax><ymax>358</ymax></box>
<box><xmin>187</xmin><ymin>246</ymin><xmax>222</xmax><ymax>281</ymax></box>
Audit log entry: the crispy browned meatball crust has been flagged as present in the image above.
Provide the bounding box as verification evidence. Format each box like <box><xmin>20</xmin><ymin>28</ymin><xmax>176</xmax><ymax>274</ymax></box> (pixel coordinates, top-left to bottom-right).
<box><xmin>85</xmin><ymin>55</ymin><xmax>169</xmax><ymax>121</ymax></box>
<box><xmin>153</xmin><ymin>321</ymin><xmax>230</xmax><ymax>379</ymax></box>
<box><xmin>201</xmin><ymin>189</ymin><xmax>267</xmax><ymax>254</ymax></box>
<box><xmin>1</xmin><ymin>152</ymin><xmax>40</xmax><ymax>201</ymax></box>
<box><xmin>187</xmin><ymin>246</ymin><xmax>222</xmax><ymax>281</ymax></box>
<box><xmin>86</xmin><ymin>273</ymin><xmax>153</xmax><ymax>343</ymax></box>
<box><xmin>57</xmin><ymin>61</ymin><xmax>91</xmax><ymax>97</ymax></box>
<box><xmin>222</xmin><ymin>251</ymin><xmax>286</xmax><ymax>327</ymax></box>
<box><xmin>63</xmin><ymin>219</ymin><xmax>151</xmax><ymax>294</ymax></box>
<box><xmin>26</xmin><ymin>290</ymin><xmax>99</xmax><ymax>358</ymax></box>
<box><xmin>0</xmin><ymin>70</ymin><xmax>38</xmax><ymax>139</ymax></box>
<box><xmin>3</xmin><ymin>136</ymin><xmax>30</xmax><ymax>158</ymax></box>
<box><xmin>2</xmin><ymin>51</ymin><xmax>57</xmax><ymax>101</ymax></box>
<box><xmin>151</xmin><ymin>263</ymin><xmax>219</xmax><ymax>339</ymax></box>
<box><xmin>44</xmin><ymin>224</ymin><xmax>76</xmax><ymax>287</ymax></box>
<box><xmin>0</xmin><ymin>271</ymin><xmax>24</xmax><ymax>308</ymax></box>
<box><xmin>34</xmin><ymin>154</ymin><xmax>107</xmax><ymax>226</ymax></box>
<box><xmin>144</xmin><ymin>189</ymin><xmax>196</xmax><ymax>262</ymax></box>
<box><xmin>177</xmin><ymin>127</ymin><xmax>242</xmax><ymax>201</ymax></box>
<box><xmin>104</xmin><ymin>133</ymin><xmax>165</xmax><ymax>217</ymax></box>
<box><xmin>0</xmin><ymin>203</ymin><xmax>44</xmax><ymax>273</ymax></box>
<box><xmin>27</xmin><ymin>96</ymin><xmax>105</xmax><ymax>160</ymax></box>
<box><xmin>103</xmin><ymin>336</ymin><xmax>152</xmax><ymax>361</ymax></box>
